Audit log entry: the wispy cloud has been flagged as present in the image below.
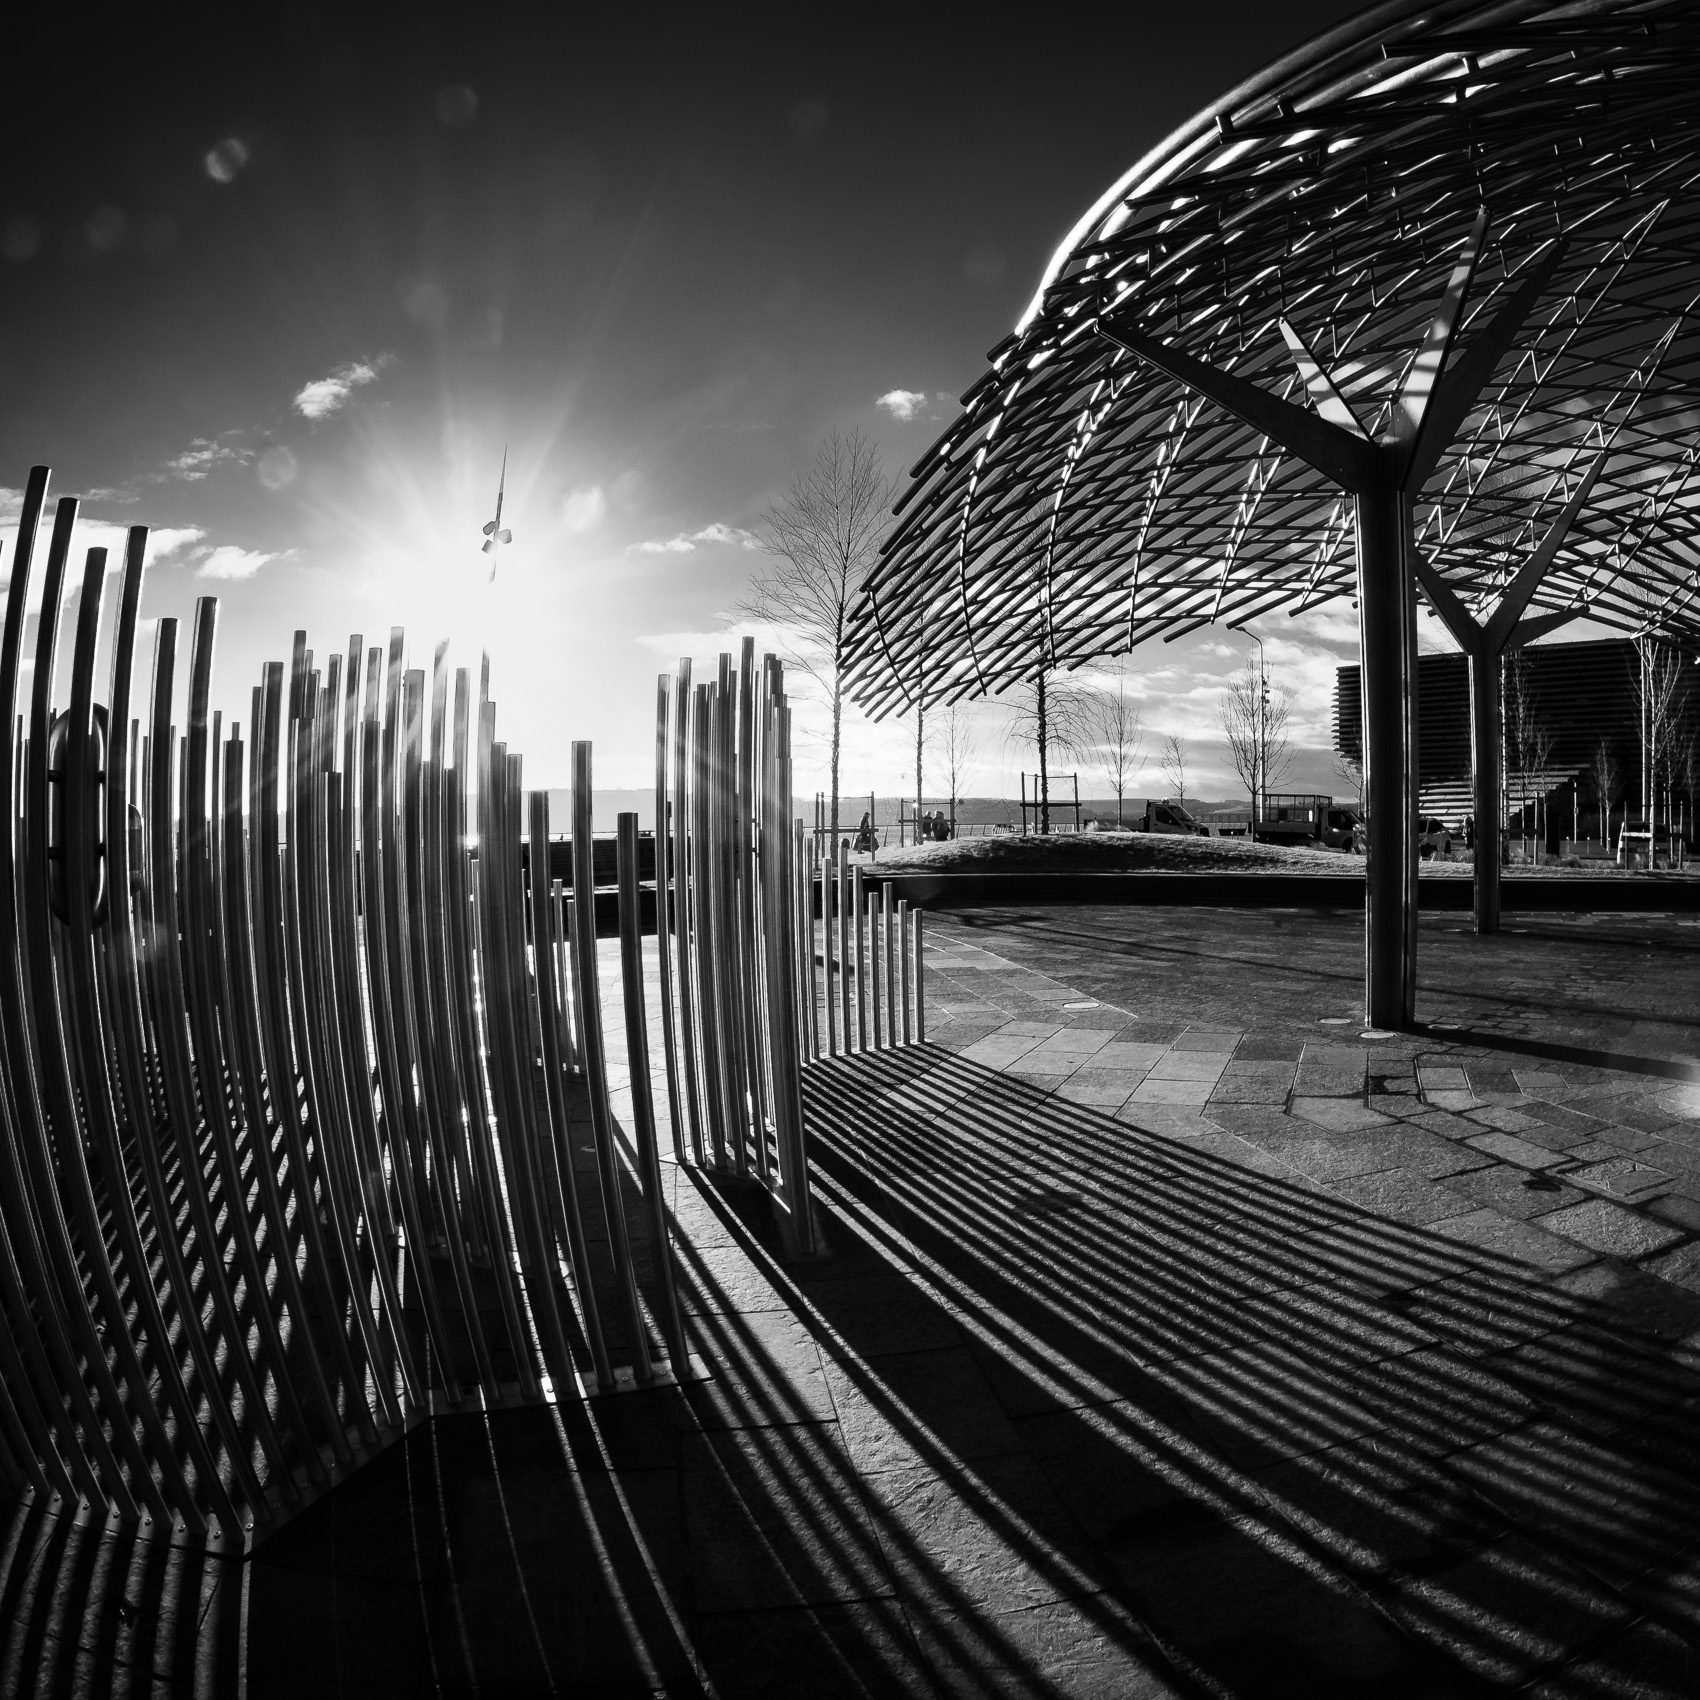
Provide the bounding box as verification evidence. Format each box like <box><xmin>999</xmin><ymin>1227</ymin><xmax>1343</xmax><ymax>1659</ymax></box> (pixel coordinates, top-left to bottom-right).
<box><xmin>560</xmin><ymin>485</ymin><xmax>606</xmax><ymax>533</ymax></box>
<box><xmin>294</xmin><ymin>356</ymin><xmax>392</xmax><ymax>421</ymax></box>
<box><xmin>634</xmin><ymin>621</ymin><xmax>762</xmax><ymax>656</ymax></box>
<box><xmin>148</xmin><ymin>526</ymin><xmax>209</xmax><ymax>562</ymax></box>
<box><xmin>0</xmin><ymin>513</ymin><xmax>211</xmax><ymax>613</ymax></box>
<box><xmin>633</xmin><ymin>521</ymin><xmax>760</xmax><ymax>555</ymax></box>
<box><xmin>876</xmin><ymin>388</ymin><xmax>929</xmax><ymax>422</ymax></box>
<box><xmin>197</xmin><ymin>544</ymin><xmax>279</xmax><ymax>581</ymax></box>
<box><xmin>165</xmin><ymin>435</ymin><xmax>251</xmax><ymax>481</ymax></box>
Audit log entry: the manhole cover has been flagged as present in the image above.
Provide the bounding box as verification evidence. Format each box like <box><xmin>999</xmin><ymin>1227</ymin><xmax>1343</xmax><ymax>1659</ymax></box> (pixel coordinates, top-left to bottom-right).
<box><xmin>1012</xmin><ymin>1188</ymin><xmax>1086</xmax><ymax>1216</ymax></box>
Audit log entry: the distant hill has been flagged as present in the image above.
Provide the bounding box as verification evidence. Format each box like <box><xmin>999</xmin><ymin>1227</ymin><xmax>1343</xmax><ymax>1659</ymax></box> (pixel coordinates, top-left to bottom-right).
<box><xmin>536</xmin><ymin>789</ymin><xmax>1330</xmax><ymax>836</ymax></box>
<box><xmin>542</xmin><ymin>789</ymin><xmax>657</xmax><ymax>832</ymax></box>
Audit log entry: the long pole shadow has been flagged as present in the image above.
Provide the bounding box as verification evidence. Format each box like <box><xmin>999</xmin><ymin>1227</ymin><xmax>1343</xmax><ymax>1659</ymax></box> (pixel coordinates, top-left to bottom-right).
<box><xmin>793</xmin><ymin>1044</ymin><xmax>1700</xmax><ymax>1697</ymax></box>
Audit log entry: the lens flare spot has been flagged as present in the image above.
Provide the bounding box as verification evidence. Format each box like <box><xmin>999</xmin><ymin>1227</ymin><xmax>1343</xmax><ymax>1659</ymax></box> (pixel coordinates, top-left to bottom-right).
<box><xmin>205</xmin><ymin>137</ymin><xmax>250</xmax><ymax>184</ymax></box>
<box><xmin>84</xmin><ymin>205</ymin><xmax>129</xmax><ymax>254</ymax></box>
<box><xmin>787</xmin><ymin>97</ymin><xmax>828</xmax><ymax>139</ymax></box>
<box><xmin>258</xmin><ymin>446</ymin><xmax>298</xmax><ymax>491</ymax></box>
<box><xmin>402</xmin><ymin>277</ymin><xmax>449</xmax><ymax>328</ymax></box>
<box><xmin>1</xmin><ymin>216</ymin><xmax>41</xmax><ymax>263</ymax></box>
<box><xmin>435</xmin><ymin>84</ymin><xmax>478</xmax><ymax>126</ymax></box>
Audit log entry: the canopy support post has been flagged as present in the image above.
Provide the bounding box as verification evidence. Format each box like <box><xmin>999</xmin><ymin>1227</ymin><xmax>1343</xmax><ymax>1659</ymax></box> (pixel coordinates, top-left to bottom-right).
<box><xmin>1099</xmin><ymin>209</ymin><xmax>1566</xmax><ymax>1026</ymax></box>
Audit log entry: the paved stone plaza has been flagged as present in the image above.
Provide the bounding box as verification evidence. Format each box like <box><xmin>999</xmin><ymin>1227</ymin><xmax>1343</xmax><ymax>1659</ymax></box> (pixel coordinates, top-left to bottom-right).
<box><xmin>244</xmin><ymin>902</ymin><xmax>1700</xmax><ymax>1697</ymax></box>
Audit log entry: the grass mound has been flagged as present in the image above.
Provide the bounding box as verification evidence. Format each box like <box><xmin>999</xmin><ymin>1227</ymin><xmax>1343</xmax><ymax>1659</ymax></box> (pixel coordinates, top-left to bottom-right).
<box><xmin>872</xmin><ymin>830</ymin><xmax>1348</xmax><ymax>875</ymax></box>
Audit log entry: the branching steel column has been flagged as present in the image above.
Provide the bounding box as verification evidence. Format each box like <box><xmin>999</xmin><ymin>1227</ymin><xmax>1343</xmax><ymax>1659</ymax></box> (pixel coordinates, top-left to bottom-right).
<box><xmin>1356</xmin><ymin>482</ymin><xmax>1420</xmax><ymax>1023</ymax></box>
<box><xmin>1469</xmin><ymin>650</ymin><xmax>1504</xmax><ymax>932</ymax></box>
<box><xmin>1100</xmin><ymin>209</ymin><xmax>1564</xmax><ymax>1027</ymax></box>
<box><xmin>1413</xmin><ymin>443</ymin><xmax>1602</xmax><ymax>932</ymax></box>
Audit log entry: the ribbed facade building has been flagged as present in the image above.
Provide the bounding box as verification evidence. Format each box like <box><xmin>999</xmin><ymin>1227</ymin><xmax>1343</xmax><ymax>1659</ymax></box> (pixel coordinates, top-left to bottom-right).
<box><xmin>1334</xmin><ymin>638</ymin><xmax>1699</xmax><ymax>830</ymax></box>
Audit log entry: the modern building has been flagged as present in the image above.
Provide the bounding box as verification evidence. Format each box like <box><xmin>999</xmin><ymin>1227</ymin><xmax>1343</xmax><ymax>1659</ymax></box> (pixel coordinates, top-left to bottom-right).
<box><xmin>1334</xmin><ymin>637</ymin><xmax>1700</xmax><ymax>836</ymax></box>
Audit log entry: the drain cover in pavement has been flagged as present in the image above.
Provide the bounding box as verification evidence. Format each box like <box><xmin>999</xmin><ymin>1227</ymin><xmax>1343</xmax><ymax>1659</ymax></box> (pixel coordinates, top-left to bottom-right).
<box><xmin>1012</xmin><ymin>1188</ymin><xmax>1086</xmax><ymax>1216</ymax></box>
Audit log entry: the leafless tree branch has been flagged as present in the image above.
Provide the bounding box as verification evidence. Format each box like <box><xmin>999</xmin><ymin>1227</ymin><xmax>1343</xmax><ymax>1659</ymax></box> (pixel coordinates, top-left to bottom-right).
<box><xmin>738</xmin><ymin>428</ymin><xmax>895</xmax><ymax>839</ymax></box>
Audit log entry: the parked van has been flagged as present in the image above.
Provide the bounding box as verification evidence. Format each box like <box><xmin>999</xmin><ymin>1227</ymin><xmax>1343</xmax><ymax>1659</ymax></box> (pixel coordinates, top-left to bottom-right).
<box><xmin>1321</xmin><ymin>805</ymin><xmax>1362</xmax><ymax>850</ymax></box>
<box><xmin>1141</xmin><ymin>799</ymin><xmax>1210</xmax><ymax>836</ymax></box>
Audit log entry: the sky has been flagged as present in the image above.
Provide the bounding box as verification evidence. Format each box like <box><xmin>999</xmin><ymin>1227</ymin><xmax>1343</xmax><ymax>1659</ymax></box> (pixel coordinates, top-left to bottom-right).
<box><xmin>0</xmin><ymin>0</ymin><xmax>1430</xmax><ymax>810</ymax></box>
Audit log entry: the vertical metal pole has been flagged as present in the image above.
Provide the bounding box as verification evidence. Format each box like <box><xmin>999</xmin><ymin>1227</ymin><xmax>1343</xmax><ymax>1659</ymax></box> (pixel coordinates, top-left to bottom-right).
<box><xmin>691</xmin><ymin>684</ymin><xmax>727</xmax><ymax>1168</ymax></box>
<box><xmin>884</xmin><ymin>883</ymin><xmax>897</xmax><ymax>1047</ymax></box>
<box><xmin>822</xmin><ymin>845</ymin><xmax>838</xmax><ymax>1057</ymax></box>
<box><xmin>852</xmin><ymin>863</ymin><xmax>867</xmax><ymax>1051</ymax></box>
<box><xmin>617</xmin><ymin>813</ymin><xmax>689</xmax><ymax>1380</ymax></box>
<box><xmin>804</xmin><ymin>836</ymin><xmax>820</xmax><ymax>1062</ymax></box>
<box><xmin>735</xmin><ymin>640</ymin><xmax>767</xmax><ymax>1163</ymax></box>
<box><xmin>1468</xmin><ymin>647</ymin><xmax>1502</xmax><ymax>935</ymax></box>
<box><xmin>671</xmin><ymin>662</ymin><xmax>703</xmax><ymax>1163</ymax></box>
<box><xmin>837</xmin><ymin>839</ymin><xmax>852</xmax><ymax>1048</ymax></box>
<box><xmin>899</xmin><ymin>900</ymin><xmax>912</xmax><ymax>1044</ymax></box>
<box><xmin>1354</xmin><ymin>481</ymin><xmax>1420</xmax><ymax>1029</ymax></box>
<box><xmin>913</xmin><ymin>907</ymin><xmax>925</xmax><ymax>1042</ymax></box>
<box><xmin>869</xmin><ymin>879</ymin><xmax>885</xmax><ymax>1049</ymax></box>
<box><xmin>571</xmin><ymin>743</ymin><xmax>654</xmax><ymax>1385</ymax></box>
<box><xmin>652</xmin><ymin>676</ymin><xmax>686</xmax><ymax>1158</ymax></box>
<box><xmin>711</xmin><ymin>674</ymin><xmax>748</xmax><ymax>1175</ymax></box>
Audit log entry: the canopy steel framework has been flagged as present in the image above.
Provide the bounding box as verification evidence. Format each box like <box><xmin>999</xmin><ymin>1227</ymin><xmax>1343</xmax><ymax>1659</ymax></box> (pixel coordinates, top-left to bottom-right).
<box><xmin>844</xmin><ymin>0</ymin><xmax>1700</xmax><ymax>1026</ymax></box>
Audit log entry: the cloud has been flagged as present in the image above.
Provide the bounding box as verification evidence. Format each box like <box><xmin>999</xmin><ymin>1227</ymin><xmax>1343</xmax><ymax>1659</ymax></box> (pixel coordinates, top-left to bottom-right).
<box><xmin>197</xmin><ymin>545</ymin><xmax>278</xmax><ymax>581</ymax></box>
<box><xmin>146</xmin><ymin>526</ymin><xmax>208</xmax><ymax>562</ymax></box>
<box><xmin>165</xmin><ymin>436</ymin><xmax>250</xmax><ymax>481</ymax></box>
<box><xmin>560</xmin><ymin>485</ymin><xmax>606</xmax><ymax>533</ymax></box>
<box><xmin>635</xmin><ymin>622</ymin><xmax>762</xmax><ymax>656</ymax></box>
<box><xmin>293</xmin><ymin>356</ymin><xmax>391</xmax><ymax>421</ymax></box>
<box><xmin>876</xmin><ymin>388</ymin><xmax>929</xmax><ymax>422</ymax></box>
<box><xmin>0</xmin><ymin>514</ymin><xmax>209</xmax><ymax>614</ymax></box>
<box><xmin>633</xmin><ymin>522</ymin><xmax>760</xmax><ymax>555</ymax></box>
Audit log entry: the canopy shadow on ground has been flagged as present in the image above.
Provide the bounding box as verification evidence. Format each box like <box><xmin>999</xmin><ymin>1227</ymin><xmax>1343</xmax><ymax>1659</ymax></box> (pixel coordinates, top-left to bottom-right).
<box><xmin>799</xmin><ymin>1045</ymin><xmax>1700</xmax><ymax>1696</ymax></box>
<box><xmin>941</xmin><ymin>904</ymin><xmax>1700</xmax><ymax>1068</ymax></box>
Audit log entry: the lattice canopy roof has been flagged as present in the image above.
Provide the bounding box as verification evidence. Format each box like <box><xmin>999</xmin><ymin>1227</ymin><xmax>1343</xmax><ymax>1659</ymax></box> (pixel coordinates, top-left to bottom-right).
<box><xmin>844</xmin><ymin>0</ymin><xmax>1700</xmax><ymax>716</ymax></box>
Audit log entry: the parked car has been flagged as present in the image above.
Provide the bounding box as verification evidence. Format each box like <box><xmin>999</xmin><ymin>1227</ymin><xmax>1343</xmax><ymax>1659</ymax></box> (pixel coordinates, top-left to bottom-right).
<box><xmin>1321</xmin><ymin>806</ymin><xmax>1361</xmax><ymax>851</ymax></box>
<box><xmin>1417</xmin><ymin>815</ymin><xmax>1454</xmax><ymax>858</ymax></box>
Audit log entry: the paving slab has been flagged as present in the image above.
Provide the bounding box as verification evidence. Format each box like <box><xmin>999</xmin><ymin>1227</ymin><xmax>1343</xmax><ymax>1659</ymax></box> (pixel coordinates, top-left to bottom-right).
<box><xmin>244</xmin><ymin>900</ymin><xmax>1700</xmax><ymax>1697</ymax></box>
<box><xmin>1538</xmin><ymin>1197</ymin><xmax>1686</xmax><ymax>1259</ymax></box>
<box><xmin>1464</xmin><ymin>1128</ymin><xmax>1572</xmax><ymax>1170</ymax></box>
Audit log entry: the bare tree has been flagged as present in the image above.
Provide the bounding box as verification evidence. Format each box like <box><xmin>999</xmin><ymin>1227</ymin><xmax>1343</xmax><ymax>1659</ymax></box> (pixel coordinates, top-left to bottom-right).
<box><xmin>1636</xmin><ymin>636</ymin><xmax>1686</xmax><ymax>833</ymax></box>
<box><xmin>1158</xmin><ymin>733</ymin><xmax>1192</xmax><ymax>804</ymax></box>
<box><xmin>1528</xmin><ymin>715</ymin><xmax>1556</xmax><ymax>857</ymax></box>
<box><xmin>1676</xmin><ymin>708</ymin><xmax>1700</xmax><ymax>858</ymax></box>
<box><xmin>1504</xmin><ymin>648</ymin><xmax>1551</xmax><ymax>857</ymax></box>
<box><xmin>1219</xmin><ymin>655</ymin><xmax>1292</xmax><ymax>833</ymax></box>
<box><xmin>1088</xmin><ymin>659</ymin><xmax>1145</xmax><ymax>827</ymax></box>
<box><xmin>1004</xmin><ymin>666</ymin><xmax>1092</xmax><ymax>833</ymax></box>
<box><xmin>1588</xmin><ymin>735</ymin><xmax>1620</xmax><ymax>848</ymax></box>
<box><xmin>938</xmin><ymin>703</ymin><xmax>978</xmax><ymax>834</ymax></box>
<box><xmin>1333</xmin><ymin>749</ymin><xmax>1365</xmax><ymax>815</ymax></box>
<box><xmin>739</xmin><ymin>428</ymin><xmax>895</xmax><ymax>842</ymax></box>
